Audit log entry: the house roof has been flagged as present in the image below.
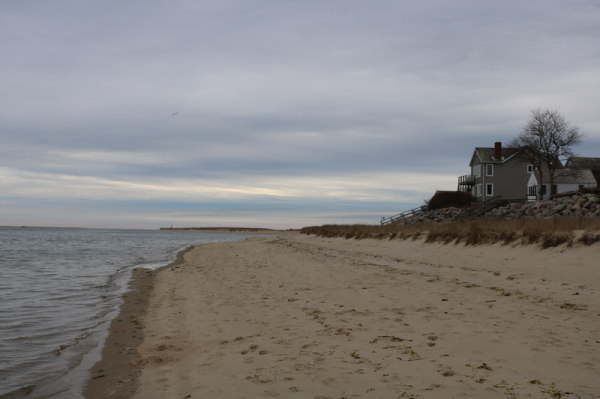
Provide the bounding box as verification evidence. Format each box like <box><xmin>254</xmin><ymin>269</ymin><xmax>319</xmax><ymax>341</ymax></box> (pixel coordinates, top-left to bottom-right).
<box><xmin>565</xmin><ymin>157</ymin><xmax>600</xmax><ymax>170</ymax></box>
<box><xmin>532</xmin><ymin>169</ymin><xmax>597</xmax><ymax>185</ymax></box>
<box><xmin>474</xmin><ymin>147</ymin><xmax>521</xmax><ymax>163</ymax></box>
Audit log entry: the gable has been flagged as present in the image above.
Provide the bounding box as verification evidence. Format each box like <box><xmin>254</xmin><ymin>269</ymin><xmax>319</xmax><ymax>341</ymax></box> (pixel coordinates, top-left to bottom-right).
<box><xmin>468</xmin><ymin>149</ymin><xmax>481</xmax><ymax>167</ymax></box>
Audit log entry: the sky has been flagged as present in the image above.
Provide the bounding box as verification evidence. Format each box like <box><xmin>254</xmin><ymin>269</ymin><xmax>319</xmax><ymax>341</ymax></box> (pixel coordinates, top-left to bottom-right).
<box><xmin>2</xmin><ymin>0</ymin><xmax>600</xmax><ymax>229</ymax></box>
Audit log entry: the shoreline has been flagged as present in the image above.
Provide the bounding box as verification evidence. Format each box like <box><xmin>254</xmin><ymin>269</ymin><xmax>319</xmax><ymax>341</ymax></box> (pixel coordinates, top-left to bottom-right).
<box><xmin>160</xmin><ymin>228</ymin><xmax>298</xmax><ymax>235</ymax></box>
<box><xmin>125</xmin><ymin>234</ymin><xmax>599</xmax><ymax>398</ymax></box>
<box><xmin>82</xmin><ymin>246</ymin><xmax>194</xmax><ymax>399</ymax></box>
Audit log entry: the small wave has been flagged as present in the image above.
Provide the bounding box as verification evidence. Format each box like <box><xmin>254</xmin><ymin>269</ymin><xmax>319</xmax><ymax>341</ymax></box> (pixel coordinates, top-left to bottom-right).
<box><xmin>0</xmin><ymin>385</ymin><xmax>34</xmax><ymax>399</ymax></box>
<box><xmin>138</xmin><ymin>261</ymin><xmax>170</xmax><ymax>270</ymax></box>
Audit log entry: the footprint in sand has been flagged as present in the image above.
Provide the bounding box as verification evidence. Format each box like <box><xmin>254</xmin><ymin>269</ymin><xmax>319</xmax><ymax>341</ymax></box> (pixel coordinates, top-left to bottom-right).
<box><xmin>247</xmin><ymin>376</ymin><xmax>273</xmax><ymax>384</ymax></box>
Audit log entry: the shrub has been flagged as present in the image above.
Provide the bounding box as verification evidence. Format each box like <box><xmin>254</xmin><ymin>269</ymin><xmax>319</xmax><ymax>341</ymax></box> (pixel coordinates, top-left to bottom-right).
<box><xmin>427</xmin><ymin>191</ymin><xmax>475</xmax><ymax>211</ymax></box>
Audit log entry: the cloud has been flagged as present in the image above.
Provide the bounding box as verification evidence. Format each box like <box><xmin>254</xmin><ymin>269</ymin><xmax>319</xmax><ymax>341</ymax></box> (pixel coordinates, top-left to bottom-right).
<box><xmin>0</xmin><ymin>166</ymin><xmax>452</xmax><ymax>203</ymax></box>
<box><xmin>1</xmin><ymin>0</ymin><xmax>599</xmax><ymax>227</ymax></box>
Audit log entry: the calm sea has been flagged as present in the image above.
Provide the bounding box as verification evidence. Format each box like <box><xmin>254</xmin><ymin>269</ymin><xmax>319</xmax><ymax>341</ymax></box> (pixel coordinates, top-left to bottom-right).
<box><xmin>0</xmin><ymin>227</ymin><xmax>262</xmax><ymax>398</ymax></box>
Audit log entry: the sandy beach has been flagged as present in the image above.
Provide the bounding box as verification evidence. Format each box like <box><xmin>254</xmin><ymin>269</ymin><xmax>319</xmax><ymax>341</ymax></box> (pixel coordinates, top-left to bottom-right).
<box><xmin>85</xmin><ymin>232</ymin><xmax>600</xmax><ymax>398</ymax></box>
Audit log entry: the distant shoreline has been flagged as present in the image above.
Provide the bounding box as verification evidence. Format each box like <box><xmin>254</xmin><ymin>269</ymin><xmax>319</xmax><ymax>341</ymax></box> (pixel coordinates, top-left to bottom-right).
<box><xmin>160</xmin><ymin>227</ymin><xmax>299</xmax><ymax>235</ymax></box>
<box><xmin>0</xmin><ymin>225</ymin><xmax>87</xmax><ymax>229</ymax></box>
<box><xmin>0</xmin><ymin>226</ymin><xmax>156</xmax><ymax>231</ymax></box>
<box><xmin>0</xmin><ymin>226</ymin><xmax>299</xmax><ymax>233</ymax></box>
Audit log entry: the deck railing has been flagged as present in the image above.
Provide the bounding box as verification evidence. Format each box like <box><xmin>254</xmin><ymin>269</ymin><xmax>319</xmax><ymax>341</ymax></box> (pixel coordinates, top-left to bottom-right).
<box><xmin>458</xmin><ymin>175</ymin><xmax>476</xmax><ymax>185</ymax></box>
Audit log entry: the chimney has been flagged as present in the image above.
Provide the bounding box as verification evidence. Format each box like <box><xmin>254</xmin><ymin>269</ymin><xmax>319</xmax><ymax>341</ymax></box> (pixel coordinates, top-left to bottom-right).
<box><xmin>494</xmin><ymin>142</ymin><xmax>502</xmax><ymax>160</ymax></box>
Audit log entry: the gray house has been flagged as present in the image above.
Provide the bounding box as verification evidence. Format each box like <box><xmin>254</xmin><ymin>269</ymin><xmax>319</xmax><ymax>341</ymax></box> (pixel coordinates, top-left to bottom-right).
<box><xmin>458</xmin><ymin>142</ymin><xmax>544</xmax><ymax>202</ymax></box>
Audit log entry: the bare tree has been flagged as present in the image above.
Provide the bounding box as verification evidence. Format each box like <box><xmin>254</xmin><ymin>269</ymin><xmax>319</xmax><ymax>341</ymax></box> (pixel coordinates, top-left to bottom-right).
<box><xmin>509</xmin><ymin>108</ymin><xmax>584</xmax><ymax>200</ymax></box>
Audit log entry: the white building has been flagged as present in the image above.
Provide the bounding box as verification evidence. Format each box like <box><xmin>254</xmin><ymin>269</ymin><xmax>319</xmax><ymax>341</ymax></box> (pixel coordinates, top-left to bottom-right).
<box><xmin>527</xmin><ymin>169</ymin><xmax>597</xmax><ymax>200</ymax></box>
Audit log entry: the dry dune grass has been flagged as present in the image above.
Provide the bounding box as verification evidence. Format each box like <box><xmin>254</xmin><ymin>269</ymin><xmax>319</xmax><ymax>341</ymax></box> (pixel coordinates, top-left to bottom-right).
<box><xmin>300</xmin><ymin>218</ymin><xmax>600</xmax><ymax>249</ymax></box>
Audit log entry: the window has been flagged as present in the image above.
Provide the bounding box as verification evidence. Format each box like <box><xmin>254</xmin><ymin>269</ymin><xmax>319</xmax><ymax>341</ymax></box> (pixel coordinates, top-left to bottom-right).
<box><xmin>473</xmin><ymin>165</ymin><xmax>481</xmax><ymax>177</ymax></box>
<box><xmin>541</xmin><ymin>185</ymin><xmax>547</xmax><ymax>195</ymax></box>
<box><xmin>486</xmin><ymin>164</ymin><xmax>493</xmax><ymax>176</ymax></box>
<box><xmin>552</xmin><ymin>185</ymin><xmax>557</xmax><ymax>195</ymax></box>
<box><xmin>579</xmin><ymin>185</ymin><xmax>584</xmax><ymax>191</ymax></box>
<box><xmin>527</xmin><ymin>165</ymin><xmax>536</xmax><ymax>173</ymax></box>
<box><xmin>528</xmin><ymin>185</ymin><xmax>537</xmax><ymax>196</ymax></box>
<box><xmin>486</xmin><ymin>183</ymin><xmax>493</xmax><ymax>196</ymax></box>
<box><xmin>475</xmin><ymin>184</ymin><xmax>482</xmax><ymax>197</ymax></box>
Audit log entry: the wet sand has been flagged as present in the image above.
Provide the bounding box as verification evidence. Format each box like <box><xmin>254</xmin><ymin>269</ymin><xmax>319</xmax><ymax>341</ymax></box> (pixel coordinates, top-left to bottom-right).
<box><xmin>86</xmin><ymin>233</ymin><xmax>600</xmax><ymax>398</ymax></box>
<box><xmin>82</xmin><ymin>247</ymin><xmax>193</xmax><ymax>399</ymax></box>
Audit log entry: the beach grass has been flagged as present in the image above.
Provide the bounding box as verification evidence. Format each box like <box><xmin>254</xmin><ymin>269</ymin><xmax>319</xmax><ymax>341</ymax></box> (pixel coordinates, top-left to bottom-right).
<box><xmin>300</xmin><ymin>217</ymin><xmax>600</xmax><ymax>248</ymax></box>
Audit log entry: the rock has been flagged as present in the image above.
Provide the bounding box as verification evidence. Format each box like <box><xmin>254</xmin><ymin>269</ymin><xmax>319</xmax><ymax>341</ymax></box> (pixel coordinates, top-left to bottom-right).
<box><xmin>550</xmin><ymin>204</ymin><xmax>567</xmax><ymax>214</ymax></box>
<box><xmin>395</xmin><ymin>192</ymin><xmax>599</xmax><ymax>225</ymax></box>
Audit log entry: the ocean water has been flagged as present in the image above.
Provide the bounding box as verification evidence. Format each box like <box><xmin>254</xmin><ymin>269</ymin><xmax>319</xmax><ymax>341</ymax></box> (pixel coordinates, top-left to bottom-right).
<box><xmin>0</xmin><ymin>227</ymin><xmax>262</xmax><ymax>398</ymax></box>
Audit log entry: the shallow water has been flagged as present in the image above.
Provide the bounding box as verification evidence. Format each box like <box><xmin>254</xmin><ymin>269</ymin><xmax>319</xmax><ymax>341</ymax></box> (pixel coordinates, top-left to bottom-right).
<box><xmin>0</xmin><ymin>227</ymin><xmax>260</xmax><ymax>398</ymax></box>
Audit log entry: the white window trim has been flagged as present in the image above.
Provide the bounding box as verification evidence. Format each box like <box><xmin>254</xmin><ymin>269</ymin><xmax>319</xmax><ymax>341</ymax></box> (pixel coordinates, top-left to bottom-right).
<box><xmin>477</xmin><ymin>184</ymin><xmax>483</xmax><ymax>197</ymax></box>
<box><xmin>486</xmin><ymin>183</ymin><xmax>493</xmax><ymax>196</ymax></box>
<box><xmin>486</xmin><ymin>164</ymin><xmax>493</xmax><ymax>176</ymax></box>
<box><xmin>473</xmin><ymin>164</ymin><xmax>481</xmax><ymax>177</ymax></box>
<box><xmin>527</xmin><ymin>164</ymin><xmax>533</xmax><ymax>173</ymax></box>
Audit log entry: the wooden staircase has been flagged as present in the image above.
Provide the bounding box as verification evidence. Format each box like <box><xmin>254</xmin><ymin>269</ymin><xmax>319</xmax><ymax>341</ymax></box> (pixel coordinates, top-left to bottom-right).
<box><xmin>461</xmin><ymin>195</ymin><xmax>504</xmax><ymax>219</ymax></box>
<box><xmin>380</xmin><ymin>205</ymin><xmax>428</xmax><ymax>225</ymax></box>
<box><xmin>462</xmin><ymin>196</ymin><xmax>529</xmax><ymax>220</ymax></box>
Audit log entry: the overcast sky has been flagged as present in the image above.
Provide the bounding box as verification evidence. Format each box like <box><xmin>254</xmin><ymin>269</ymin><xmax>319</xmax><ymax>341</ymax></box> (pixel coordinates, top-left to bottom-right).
<box><xmin>2</xmin><ymin>0</ymin><xmax>599</xmax><ymax>229</ymax></box>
